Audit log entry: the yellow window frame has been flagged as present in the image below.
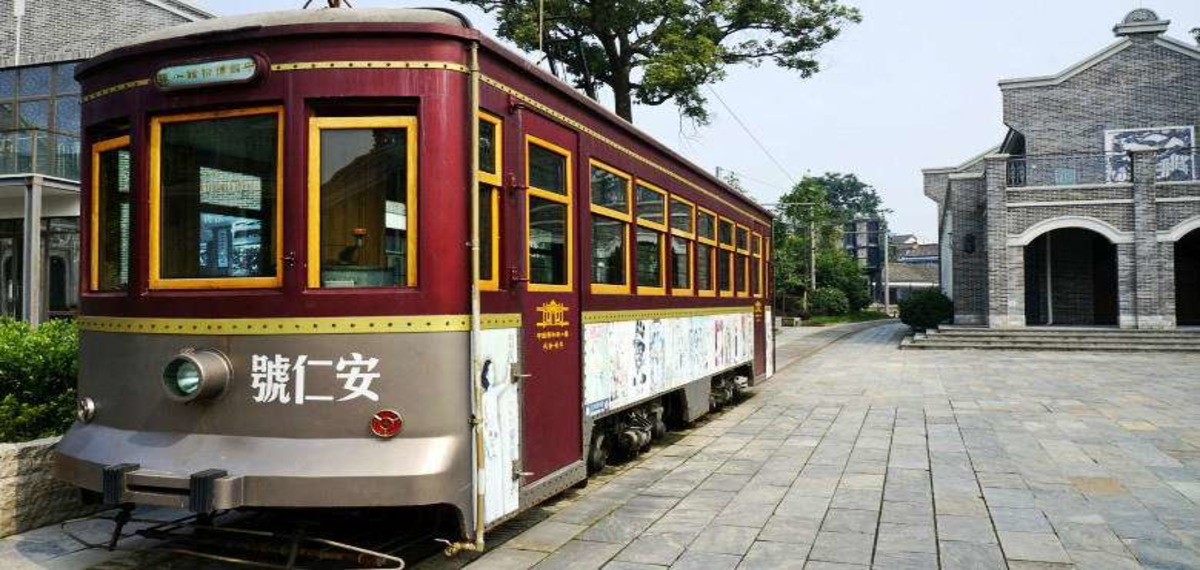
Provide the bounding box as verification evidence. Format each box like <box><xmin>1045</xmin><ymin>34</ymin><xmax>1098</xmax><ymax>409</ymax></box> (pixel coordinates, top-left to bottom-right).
<box><xmin>306</xmin><ymin>116</ymin><xmax>419</xmax><ymax>289</ymax></box>
<box><xmin>752</xmin><ymin>233</ymin><xmax>763</xmax><ymax>298</ymax></box>
<box><xmin>736</xmin><ymin>252</ymin><xmax>750</xmax><ymax>297</ymax></box>
<box><xmin>149</xmin><ymin>106</ymin><xmax>284</xmax><ymax>290</ymax></box>
<box><xmin>90</xmin><ymin>134</ymin><xmax>131</xmax><ymax>292</ymax></box>
<box><xmin>634</xmin><ymin>180</ymin><xmax>668</xmax><ymax>231</ymax></box>
<box><xmin>669</xmin><ymin>195</ymin><xmax>695</xmax><ymax>239</ymax></box>
<box><xmin>736</xmin><ymin>224</ymin><xmax>750</xmax><ymax>254</ymax></box>
<box><xmin>697</xmin><ymin>207</ymin><xmax>717</xmax><ymax>243</ymax></box>
<box><xmin>478</xmin><ymin>112</ymin><xmax>503</xmax><ymax>187</ymax></box>
<box><xmin>477</xmin><ymin>112</ymin><xmax>503</xmax><ymax>291</ymax></box>
<box><xmin>589</xmin><ymin>160</ymin><xmax>631</xmax><ymax>295</ymax></box>
<box><xmin>589</xmin><ymin>159</ymin><xmax>632</xmax><ymax>219</ymax></box>
<box><xmin>525</xmin><ymin>135</ymin><xmax>573</xmax><ymax>293</ymax></box>
<box><xmin>635</xmin><ymin>224</ymin><xmax>666</xmax><ymax>296</ymax></box>
<box><xmin>697</xmin><ymin>242</ymin><xmax>716</xmax><ymax>297</ymax></box>
<box><xmin>717</xmin><ymin>217</ymin><xmax>735</xmax><ymax>296</ymax></box>
<box><xmin>669</xmin><ymin>235</ymin><xmax>693</xmax><ymax>297</ymax></box>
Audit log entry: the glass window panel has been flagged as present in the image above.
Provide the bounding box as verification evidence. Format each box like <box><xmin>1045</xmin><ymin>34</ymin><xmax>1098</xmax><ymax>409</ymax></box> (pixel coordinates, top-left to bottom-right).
<box><xmin>670</xmin><ymin>199</ymin><xmax>693</xmax><ymax>233</ymax></box>
<box><xmin>752</xmin><ymin>235</ymin><xmax>761</xmax><ymax>256</ymax></box>
<box><xmin>96</xmin><ymin>144</ymin><xmax>131</xmax><ymax>290</ymax></box>
<box><xmin>697</xmin><ymin>243</ymin><xmax>713</xmax><ymax>291</ymax></box>
<box><xmin>752</xmin><ymin>258</ymin><xmax>761</xmax><ymax>296</ymax></box>
<box><xmin>529</xmin><ymin>144</ymin><xmax>566</xmax><ymax>195</ymax></box>
<box><xmin>736</xmin><ymin>255</ymin><xmax>747</xmax><ymax>292</ymax></box>
<box><xmin>19</xmin><ymin>66</ymin><xmax>50</xmax><ymax>97</ymax></box>
<box><xmin>0</xmin><ymin>70</ymin><xmax>15</xmax><ymax>98</ymax></box>
<box><xmin>671</xmin><ymin>236</ymin><xmax>690</xmax><ymax>290</ymax></box>
<box><xmin>636</xmin><ymin>227</ymin><xmax>661</xmax><ymax>288</ymax></box>
<box><xmin>53</xmin><ymin>63</ymin><xmax>79</xmax><ymax>94</ymax></box>
<box><xmin>635</xmin><ymin>184</ymin><xmax>664</xmax><ymax>224</ymax></box>
<box><xmin>718</xmin><ymin>219</ymin><xmax>734</xmax><ymax>246</ymax></box>
<box><xmin>54</xmin><ymin>96</ymin><xmax>80</xmax><ymax>134</ymax></box>
<box><xmin>697</xmin><ymin>211</ymin><xmax>715</xmax><ymax>240</ymax></box>
<box><xmin>318</xmin><ymin>127</ymin><xmax>410</xmax><ymax>287</ymax></box>
<box><xmin>0</xmin><ymin>102</ymin><xmax>14</xmax><ymax>130</ymax></box>
<box><xmin>160</xmin><ymin>113</ymin><xmax>278</xmax><ymax>281</ymax></box>
<box><xmin>590</xmin><ymin>165</ymin><xmax>627</xmax><ymax>213</ymax></box>
<box><xmin>718</xmin><ymin>250</ymin><xmax>731</xmax><ymax>291</ymax></box>
<box><xmin>479</xmin><ymin>119</ymin><xmax>497</xmax><ymax>175</ymax></box>
<box><xmin>591</xmin><ymin>215</ymin><xmax>625</xmax><ymax>286</ymax></box>
<box><xmin>18</xmin><ymin>100</ymin><xmax>49</xmax><ymax>129</ymax></box>
<box><xmin>529</xmin><ymin>196</ymin><xmax>567</xmax><ymax>285</ymax></box>
<box><xmin>479</xmin><ymin>185</ymin><xmax>494</xmax><ymax>282</ymax></box>
<box><xmin>736</xmin><ymin>227</ymin><xmax>749</xmax><ymax>251</ymax></box>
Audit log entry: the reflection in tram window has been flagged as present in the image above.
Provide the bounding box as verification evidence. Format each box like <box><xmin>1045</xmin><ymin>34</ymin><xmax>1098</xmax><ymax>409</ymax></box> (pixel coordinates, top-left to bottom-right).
<box><xmin>529</xmin><ymin>197</ymin><xmax>567</xmax><ymax>285</ymax></box>
<box><xmin>158</xmin><ymin>112</ymin><xmax>278</xmax><ymax>283</ymax></box>
<box><xmin>317</xmin><ymin>126</ymin><xmax>413</xmax><ymax>288</ymax></box>
<box><xmin>94</xmin><ymin>138</ymin><xmax>130</xmax><ymax>290</ymax></box>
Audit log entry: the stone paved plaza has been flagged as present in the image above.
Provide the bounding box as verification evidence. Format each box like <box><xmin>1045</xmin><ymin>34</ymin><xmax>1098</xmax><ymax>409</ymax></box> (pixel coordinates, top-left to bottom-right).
<box><xmin>461</xmin><ymin>322</ymin><xmax>1200</xmax><ymax>570</ymax></box>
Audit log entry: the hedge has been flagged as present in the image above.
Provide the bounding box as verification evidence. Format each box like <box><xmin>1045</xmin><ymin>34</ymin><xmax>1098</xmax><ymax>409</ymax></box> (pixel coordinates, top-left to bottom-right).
<box><xmin>0</xmin><ymin>319</ymin><xmax>78</xmax><ymax>443</ymax></box>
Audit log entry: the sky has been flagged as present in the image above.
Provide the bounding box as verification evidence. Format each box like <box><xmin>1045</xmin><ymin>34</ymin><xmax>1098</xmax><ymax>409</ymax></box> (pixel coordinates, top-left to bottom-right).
<box><xmin>193</xmin><ymin>0</ymin><xmax>1200</xmax><ymax>241</ymax></box>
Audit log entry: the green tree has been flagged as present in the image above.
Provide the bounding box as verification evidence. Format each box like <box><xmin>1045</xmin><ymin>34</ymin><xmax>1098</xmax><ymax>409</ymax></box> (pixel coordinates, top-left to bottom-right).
<box><xmin>807</xmin><ymin>172</ymin><xmax>882</xmax><ymax>222</ymax></box>
<box><xmin>455</xmin><ymin>0</ymin><xmax>861</xmax><ymax>123</ymax></box>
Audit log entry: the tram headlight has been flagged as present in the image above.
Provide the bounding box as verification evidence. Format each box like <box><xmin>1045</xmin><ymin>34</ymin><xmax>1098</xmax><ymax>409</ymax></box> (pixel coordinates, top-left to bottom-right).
<box><xmin>162</xmin><ymin>349</ymin><xmax>231</xmax><ymax>403</ymax></box>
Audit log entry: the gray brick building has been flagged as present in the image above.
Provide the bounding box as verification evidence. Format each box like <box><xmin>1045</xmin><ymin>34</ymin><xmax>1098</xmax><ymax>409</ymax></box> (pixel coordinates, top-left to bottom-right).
<box><xmin>925</xmin><ymin>8</ymin><xmax>1200</xmax><ymax>329</ymax></box>
<box><xmin>0</xmin><ymin>0</ymin><xmax>210</xmax><ymax>322</ymax></box>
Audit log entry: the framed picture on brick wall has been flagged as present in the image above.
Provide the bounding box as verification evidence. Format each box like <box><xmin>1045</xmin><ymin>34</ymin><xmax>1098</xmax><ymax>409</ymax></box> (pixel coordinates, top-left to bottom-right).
<box><xmin>1104</xmin><ymin>126</ymin><xmax>1195</xmax><ymax>183</ymax></box>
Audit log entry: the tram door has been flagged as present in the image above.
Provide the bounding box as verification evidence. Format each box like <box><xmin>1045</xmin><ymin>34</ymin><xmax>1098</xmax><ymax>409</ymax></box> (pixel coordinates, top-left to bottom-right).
<box><xmin>517</xmin><ymin>117</ymin><xmax>583</xmax><ymax>484</ymax></box>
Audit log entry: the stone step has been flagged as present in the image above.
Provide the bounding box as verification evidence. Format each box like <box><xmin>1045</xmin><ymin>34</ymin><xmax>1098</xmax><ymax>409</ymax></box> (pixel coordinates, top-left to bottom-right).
<box><xmin>911</xmin><ymin>338</ymin><xmax>1200</xmax><ymax>348</ymax></box>
<box><xmin>926</xmin><ymin>331</ymin><xmax>1200</xmax><ymax>341</ymax></box>
<box><xmin>933</xmin><ymin>327</ymin><xmax>1200</xmax><ymax>338</ymax></box>
<box><xmin>902</xmin><ymin>340</ymin><xmax>1200</xmax><ymax>352</ymax></box>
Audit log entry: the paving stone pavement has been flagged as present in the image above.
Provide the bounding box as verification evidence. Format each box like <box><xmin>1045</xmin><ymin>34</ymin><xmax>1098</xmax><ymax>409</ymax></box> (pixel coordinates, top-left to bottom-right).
<box><xmin>461</xmin><ymin>322</ymin><xmax>1200</xmax><ymax>570</ymax></box>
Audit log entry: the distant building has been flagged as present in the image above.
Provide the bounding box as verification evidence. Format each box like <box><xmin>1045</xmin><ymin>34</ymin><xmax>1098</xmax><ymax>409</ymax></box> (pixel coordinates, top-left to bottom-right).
<box><xmin>924</xmin><ymin>8</ymin><xmax>1200</xmax><ymax>329</ymax></box>
<box><xmin>887</xmin><ymin>263</ymin><xmax>938</xmax><ymax>302</ymax></box>
<box><xmin>0</xmin><ymin>0</ymin><xmax>211</xmax><ymax>323</ymax></box>
<box><xmin>843</xmin><ymin>215</ymin><xmax>886</xmax><ymax>303</ymax></box>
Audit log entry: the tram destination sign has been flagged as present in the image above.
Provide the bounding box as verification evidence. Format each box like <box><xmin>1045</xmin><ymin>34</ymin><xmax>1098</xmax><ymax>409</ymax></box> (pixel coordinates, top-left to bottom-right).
<box><xmin>154</xmin><ymin>57</ymin><xmax>262</xmax><ymax>91</ymax></box>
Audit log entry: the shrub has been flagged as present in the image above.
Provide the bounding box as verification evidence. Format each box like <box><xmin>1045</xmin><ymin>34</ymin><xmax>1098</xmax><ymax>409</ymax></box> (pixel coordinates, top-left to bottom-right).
<box><xmin>898</xmin><ymin>289</ymin><xmax>953</xmax><ymax>331</ymax></box>
<box><xmin>0</xmin><ymin>318</ymin><xmax>79</xmax><ymax>442</ymax></box>
<box><xmin>810</xmin><ymin>287</ymin><xmax>850</xmax><ymax>316</ymax></box>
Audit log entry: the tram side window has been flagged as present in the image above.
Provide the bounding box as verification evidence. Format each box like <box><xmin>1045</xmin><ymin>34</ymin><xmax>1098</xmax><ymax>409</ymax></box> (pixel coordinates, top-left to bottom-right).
<box><xmin>752</xmin><ymin>233</ymin><xmax>762</xmax><ymax>297</ymax></box>
<box><xmin>590</xmin><ymin>161</ymin><xmax>630</xmax><ymax>293</ymax></box>
<box><xmin>635</xmin><ymin>182</ymin><xmax>666</xmax><ymax>294</ymax></box>
<box><xmin>669</xmin><ymin>197</ymin><xmax>694</xmax><ymax>294</ymax></box>
<box><xmin>696</xmin><ymin>209</ymin><xmax>717</xmax><ymax>296</ymax></box>
<box><xmin>155</xmin><ymin>109</ymin><xmax>280</xmax><ymax>288</ymax></box>
<box><xmin>736</xmin><ymin>225</ymin><xmax>749</xmax><ymax>296</ymax></box>
<box><xmin>527</xmin><ymin>139</ymin><xmax>571</xmax><ymax>290</ymax></box>
<box><xmin>479</xmin><ymin>113</ymin><xmax>502</xmax><ymax>290</ymax></box>
<box><xmin>311</xmin><ymin>117</ymin><xmax>417</xmax><ymax>288</ymax></box>
<box><xmin>92</xmin><ymin>136</ymin><xmax>131</xmax><ymax>291</ymax></box>
<box><xmin>718</xmin><ymin>218</ymin><xmax>735</xmax><ymax>294</ymax></box>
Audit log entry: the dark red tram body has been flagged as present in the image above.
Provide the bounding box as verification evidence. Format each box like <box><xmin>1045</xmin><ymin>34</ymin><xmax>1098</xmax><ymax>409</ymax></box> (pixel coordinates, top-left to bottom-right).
<box><xmin>55</xmin><ymin>9</ymin><xmax>776</xmax><ymax>545</ymax></box>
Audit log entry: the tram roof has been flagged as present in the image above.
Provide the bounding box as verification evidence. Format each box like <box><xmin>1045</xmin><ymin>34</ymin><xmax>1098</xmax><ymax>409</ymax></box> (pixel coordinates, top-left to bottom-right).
<box><xmin>109</xmin><ymin>8</ymin><xmax>471</xmax><ymax>51</ymax></box>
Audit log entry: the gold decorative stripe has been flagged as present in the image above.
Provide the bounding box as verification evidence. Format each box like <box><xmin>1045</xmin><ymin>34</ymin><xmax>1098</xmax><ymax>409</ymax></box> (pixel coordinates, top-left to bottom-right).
<box><xmin>82</xmin><ymin>61</ymin><xmax>467</xmax><ymax>103</ymax></box>
<box><xmin>271</xmin><ymin>61</ymin><xmax>469</xmax><ymax>73</ymax></box>
<box><xmin>482</xmin><ymin>76</ymin><xmax>769</xmax><ymax>225</ymax></box>
<box><xmin>82</xmin><ymin>79</ymin><xmax>151</xmax><ymax>103</ymax></box>
<box><xmin>78</xmin><ymin>314</ymin><xmax>521</xmax><ymax>335</ymax></box>
<box><xmin>583</xmin><ymin>306</ymin><xmax>754</xmax><ymax>324</ymax></box>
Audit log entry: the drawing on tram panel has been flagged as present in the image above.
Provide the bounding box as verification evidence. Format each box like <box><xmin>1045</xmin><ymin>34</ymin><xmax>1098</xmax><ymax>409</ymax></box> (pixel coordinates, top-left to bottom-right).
<box><xmin>765</xmin><ymin>307</ymin><xmax>775</xmax><ymax>378</ymax></box>
<box><xmin>480</xmin><ymin>327</ymin><xmax>521</xmax><ymax>524</ymax></box>
<box><xmin>584</xmin><ymin>313</ymin><xmax>752</xmax><ymax>416</ymax></box>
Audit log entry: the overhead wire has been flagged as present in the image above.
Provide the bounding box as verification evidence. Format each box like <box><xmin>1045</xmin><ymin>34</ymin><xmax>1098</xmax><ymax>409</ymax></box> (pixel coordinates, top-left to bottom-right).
<box><xmin>707</xmin><ymin>85</ymin><xmax>797</xmax><ymax>187</ymax></box>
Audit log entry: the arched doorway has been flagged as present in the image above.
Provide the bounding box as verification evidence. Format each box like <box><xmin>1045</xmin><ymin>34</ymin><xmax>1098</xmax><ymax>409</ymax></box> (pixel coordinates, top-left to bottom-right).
<box><xmin>1024</xmin><ymin>228</ymin><xmax>1118</xmax><ymax>325</ymax></box>
<box><xmin>1177</xmin><ymin>229</ymin><xmax>1200</xmax><ymax>325</ymax></box>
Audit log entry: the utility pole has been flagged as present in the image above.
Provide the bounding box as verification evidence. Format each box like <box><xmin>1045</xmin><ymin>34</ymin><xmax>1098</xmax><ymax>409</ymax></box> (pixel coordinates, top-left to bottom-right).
<box><xmin>882</xmin><ymin>219</ymin><xmax>890</xmax><ymax>315</ymax></box>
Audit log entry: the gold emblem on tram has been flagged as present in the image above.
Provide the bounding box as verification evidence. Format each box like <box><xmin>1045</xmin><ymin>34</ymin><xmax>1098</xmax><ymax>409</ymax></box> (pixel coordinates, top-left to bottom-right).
<box><xmin>535</xmin><ymin>301</ymin><xmax>570</xmax><ymax>352</ymax></box>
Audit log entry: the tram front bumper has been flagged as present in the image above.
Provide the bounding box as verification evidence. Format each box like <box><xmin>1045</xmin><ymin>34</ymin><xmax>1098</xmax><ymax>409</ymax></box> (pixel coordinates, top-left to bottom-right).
<box><xmin>54</xmin><ymin>423</ymin><xmax>469</xmax><ymax>512</ymax></box>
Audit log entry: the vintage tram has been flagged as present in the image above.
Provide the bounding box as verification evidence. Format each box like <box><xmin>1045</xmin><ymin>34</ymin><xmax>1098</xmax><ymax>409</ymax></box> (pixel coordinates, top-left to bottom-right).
<box><xmin>55</xmin><ymin>8</ymin><xmax>776</xmax><ymax>549</ymax></box>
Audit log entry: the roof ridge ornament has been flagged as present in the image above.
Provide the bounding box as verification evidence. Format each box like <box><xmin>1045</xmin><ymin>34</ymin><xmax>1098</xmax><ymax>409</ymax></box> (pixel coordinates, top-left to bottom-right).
<box><xmin>1113</xmin><ymin>8</ymin><xmax>1169</xmax><ymax>37</ymax></box>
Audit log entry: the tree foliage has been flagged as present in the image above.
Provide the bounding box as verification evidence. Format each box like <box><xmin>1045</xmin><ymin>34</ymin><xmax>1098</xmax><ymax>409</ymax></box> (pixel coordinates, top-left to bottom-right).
<box><xmin>457</xmin><ymin>0</ymin><xmax>861</xmax><ymax>122</ymax></box>
<box><xmin>771</xmin><ymin>173</ymin><xmax>879</xmax><ymax>313</ymax></box>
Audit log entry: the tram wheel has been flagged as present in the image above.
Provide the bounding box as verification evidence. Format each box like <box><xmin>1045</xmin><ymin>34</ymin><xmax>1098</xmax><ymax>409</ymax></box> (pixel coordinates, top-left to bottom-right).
<box><xmin>587</xmin><ymin>432</ymin><xmax>609</xmax><ymax>474</ymax></box>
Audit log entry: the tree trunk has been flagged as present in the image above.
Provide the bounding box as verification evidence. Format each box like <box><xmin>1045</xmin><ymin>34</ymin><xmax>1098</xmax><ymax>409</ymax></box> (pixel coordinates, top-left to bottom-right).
<box><xmin>611</xmin><ymin>65</ymin><xmax>633</xmax><ymax>122</ymax></box>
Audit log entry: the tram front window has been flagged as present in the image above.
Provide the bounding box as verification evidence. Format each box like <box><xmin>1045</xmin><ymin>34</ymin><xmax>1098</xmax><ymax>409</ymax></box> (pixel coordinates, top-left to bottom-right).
<box><xmin>313</xmin><ymin>120</ymin><xmax>416</xmax><ymax>288</ymax></box>
<box><xmin>156</xmin><ymin>109</ymin><xmax>279</xmax><ymax>286</ymax></box>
